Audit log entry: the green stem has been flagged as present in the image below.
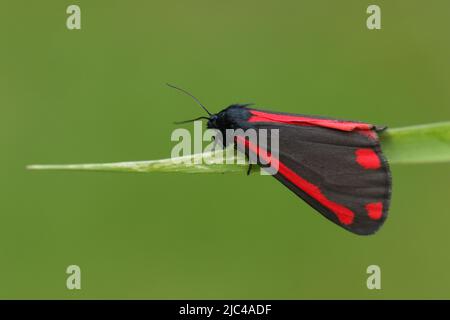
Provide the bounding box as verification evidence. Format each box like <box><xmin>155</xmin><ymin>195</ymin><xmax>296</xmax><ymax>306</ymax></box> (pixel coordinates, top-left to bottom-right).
<box><xmin>27</xmin><ymin>147</ymin><xmax>248</xmax><ymax>174</ymax></box>
<box><xmin>27</xmin><ymin>122</ymin><xmax>450</xmax><ymax>174</ymax></box>
<box><xmin>380</xmin><ymin>122</ymin><xmax>450</xmax><ymax>164</ymax></box>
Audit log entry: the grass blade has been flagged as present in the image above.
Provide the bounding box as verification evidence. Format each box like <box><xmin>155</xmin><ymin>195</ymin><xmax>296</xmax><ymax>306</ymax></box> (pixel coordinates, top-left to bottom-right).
<box><xmin>27</xmin><ymin>122</ymin><xmax>450</xmax><ymax>174</ymax></box>
<box><xmin>380</xmin><ymin>122</ymin><xmax>450</xmax><ymax>164</ymax></box>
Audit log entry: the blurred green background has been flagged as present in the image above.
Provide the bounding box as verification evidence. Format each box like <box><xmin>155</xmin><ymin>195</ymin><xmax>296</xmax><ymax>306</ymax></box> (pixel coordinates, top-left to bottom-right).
<box><xmin>1</xmin><ymin>0</ymin><xmax>450</xmax><ymax>299</ymax></box>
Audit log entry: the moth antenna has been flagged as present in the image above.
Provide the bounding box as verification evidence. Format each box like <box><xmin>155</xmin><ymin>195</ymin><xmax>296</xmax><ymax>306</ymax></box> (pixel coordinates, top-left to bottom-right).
<box><xmin>166</xmin><ymin>83</ymin><xmax>212</xmax><ymax>116</ymax></box>
<box><xmin>174</xmin><ymin>116</ymin><xmax>210</xmax><ymax>125</ymax></box>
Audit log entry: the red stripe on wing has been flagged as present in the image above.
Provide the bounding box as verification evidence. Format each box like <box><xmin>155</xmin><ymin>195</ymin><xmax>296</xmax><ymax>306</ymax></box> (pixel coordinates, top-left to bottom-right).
<box><xmin>235</xmin><ymin>135</ymin><xmax>355</xmax><ymax>225</ymax></box>
<box><xmin>248</xmin><ymin>110</ymin><xmax>373</xmax><ymax>132</ymax></box>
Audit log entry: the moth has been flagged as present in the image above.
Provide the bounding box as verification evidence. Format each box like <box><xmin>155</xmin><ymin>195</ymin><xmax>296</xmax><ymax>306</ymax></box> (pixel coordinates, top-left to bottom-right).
<box><xmin>169</xmin><ymin>84</ymin><xmax>392</xmax><ymax>235</ymax></box>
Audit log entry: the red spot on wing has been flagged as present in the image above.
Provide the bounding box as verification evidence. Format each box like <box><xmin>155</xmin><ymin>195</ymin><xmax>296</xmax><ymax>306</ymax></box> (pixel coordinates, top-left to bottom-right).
<box><xmin>355</xmin><ymin>148</ymin><xmax>381</xmax><ymax>170</ymax></box>
<box><xmin>235</xmin><ymin>136</ymin><xmax>355</xmax><ymax>225</ymax></box>
<box><xmin>248</xmin><ymin>110</ymin><xmax>373</xmax><ymax>132</ymax></box>
<box><xmin>366</xmin><ymin>202</ymin><xmax>383</xmax><ymax>220</ymax></box>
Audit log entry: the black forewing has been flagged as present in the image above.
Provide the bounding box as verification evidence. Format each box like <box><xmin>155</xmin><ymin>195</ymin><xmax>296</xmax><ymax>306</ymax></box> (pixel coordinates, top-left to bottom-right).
<box><xmin>235</xmin><ymin>120</ymin><xmax>391</xmax><ymax>235</ymax></box>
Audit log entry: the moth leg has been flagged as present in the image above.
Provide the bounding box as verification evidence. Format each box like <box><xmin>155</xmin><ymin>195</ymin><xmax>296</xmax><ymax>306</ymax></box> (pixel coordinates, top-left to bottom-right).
<box><xmin>211</xmin><ymin>136</ymin><xmax>218</xmax><ymax>151</ymax></box>
<box><xmin>211</xmin><ymin>131</ymin><xmax>225</xmax><ymax>151</ymax></box>
<box><xmin>246</xmin><ymin>164</ymin><xmax>253</xmax><ymax>176</ymax></box>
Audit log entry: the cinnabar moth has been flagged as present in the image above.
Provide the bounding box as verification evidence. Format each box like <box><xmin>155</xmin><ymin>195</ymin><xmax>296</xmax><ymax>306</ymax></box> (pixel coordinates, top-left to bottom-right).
<box><xmin>169</xmin><ymin>84</ymin><xmax>392</xmax><ymax>235</ymax></box>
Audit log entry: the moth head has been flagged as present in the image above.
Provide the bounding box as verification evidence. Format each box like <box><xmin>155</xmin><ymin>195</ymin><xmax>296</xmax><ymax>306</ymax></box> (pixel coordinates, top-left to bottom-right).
<box><xmin>206</xmin><ymin>114</ymin><xmax>219</xmax><ymax>129</ymax></box>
